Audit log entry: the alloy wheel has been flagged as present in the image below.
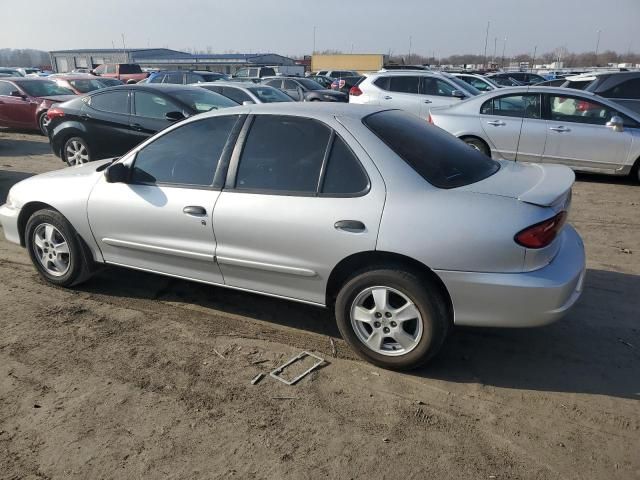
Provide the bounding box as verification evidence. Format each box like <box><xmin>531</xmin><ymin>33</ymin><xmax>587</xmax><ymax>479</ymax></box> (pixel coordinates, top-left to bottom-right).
<box><xmin>65</xmin><ymin>140</ymin><xmax>89</xmax><ymax>165</ymax></box>
<box><xmin>350</xmin><ymin>286</ymin><xmax>423</xmax><ymax>356</ymax></box>
<box><xmin>32</xmin><ymin>223</ymin><xmax>70</xmax><ymax>277</ymax></box>
<box><xmin>39</xmin><ymin>114</ymin><xmax>51</xmax><ymax>135</ymax></box>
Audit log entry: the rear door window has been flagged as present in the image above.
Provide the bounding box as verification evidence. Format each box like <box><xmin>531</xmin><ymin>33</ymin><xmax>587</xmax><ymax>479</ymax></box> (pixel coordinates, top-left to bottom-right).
<box><xmin>388</xmin><ymin>76</ymin><xmax>420</xmax><ymax>94</ymax></box>
<box><xmin>134</xmin><ymin>91</ymin><xmax>181</xmax><ymax>119</ymax></box>
<box><xmin>603</xmin><ymin>78</ymin><xmax>640</xmax><ymax>99</ymax></box>
<box><xmin>363</xmin><ymin>110</ymin><xmax>499</xmax><ymax>189</ymax></box>
<box><xmin>234</xmin><ymin>115</ymin><xmax>331</xmax><ymax>193</ymax></box>
<box><xmin>221</xmin><ymin>87</ymin><xmax>252</xmax><ymax>103</ymax></box>
<box><xmin>164</xmin><ymin>72</ymin><xmax>183</xmax><ymax>84</ymax></box>
<box><xmin>89</xmin><ymin>91</ymin><xmax>129</xmax><ymax>114</ymax></box>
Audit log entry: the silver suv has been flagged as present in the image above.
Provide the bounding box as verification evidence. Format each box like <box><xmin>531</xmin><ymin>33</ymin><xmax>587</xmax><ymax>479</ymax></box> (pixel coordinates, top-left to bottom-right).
<box><xmin>350</xmin><ymin>71</ymin><xmax>480</xmax><ymax>119</ymax></box>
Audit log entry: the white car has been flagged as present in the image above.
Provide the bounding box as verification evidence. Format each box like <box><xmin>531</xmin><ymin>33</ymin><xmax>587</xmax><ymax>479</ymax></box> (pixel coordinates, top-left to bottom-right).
<box><xmin>349</xmin><ymin>71</ymin><xmax>481</xmax><ymax>119</ymax></box>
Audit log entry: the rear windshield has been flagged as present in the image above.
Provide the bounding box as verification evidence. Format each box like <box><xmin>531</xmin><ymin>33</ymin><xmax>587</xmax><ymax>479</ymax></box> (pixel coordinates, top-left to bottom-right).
<box><xmin>170</xmin><ymin>88</ymin><xmax>239</xmax><ymax>112</ymax></box>
<box><xmin>119</xmin><ymin>64</ymin><xmax>143</xmax><ymax>74</ymax></box>
<box><xmin>15</xmin><ymin>80</ymin><xmax>74</xmax><ymax>97</ymax></box>
<box><xmin>363</xmin><ymin>110</ymin><xmax>500</xmax><ymax>189</ymax></box>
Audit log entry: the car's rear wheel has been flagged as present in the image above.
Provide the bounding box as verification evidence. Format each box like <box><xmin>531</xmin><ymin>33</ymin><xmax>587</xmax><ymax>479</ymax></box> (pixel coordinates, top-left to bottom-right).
<box><xmin>335</xmin><ymin>268</ymin><xmax>450</xmax><ymax>370</ymax></box>
<box><xmin>462</xmin><ymin>137</ymin><xmax>490</xmax><ymax>156</ymax></box>
<box><xmin>38</xmin><ymin>111</ymin><xmax>51</xmax><ymax>136</ymax></box>
<box><xmin>25</xmin><ymin>209</ymin><xmax>92</xmax><ymax>287</ymax></box>
<box><xmin>63</xmin><ymin>137</ymin><xmax>91</xmax><ymax>166</ymax></box>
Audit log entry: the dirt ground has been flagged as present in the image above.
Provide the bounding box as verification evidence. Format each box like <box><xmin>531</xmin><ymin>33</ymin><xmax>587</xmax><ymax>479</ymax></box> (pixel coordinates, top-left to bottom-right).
<box><xmin>0</xmin><ymin>129</ymin><xmax>638</xmax><ymax>480</ymax></box>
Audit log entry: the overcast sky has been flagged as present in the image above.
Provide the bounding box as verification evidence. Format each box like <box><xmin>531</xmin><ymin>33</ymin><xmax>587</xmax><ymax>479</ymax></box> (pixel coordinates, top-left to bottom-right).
<box><xmin>2</xmin><ymin>0</ymin><xmax>638</xmax><ymax>57</ymax></box>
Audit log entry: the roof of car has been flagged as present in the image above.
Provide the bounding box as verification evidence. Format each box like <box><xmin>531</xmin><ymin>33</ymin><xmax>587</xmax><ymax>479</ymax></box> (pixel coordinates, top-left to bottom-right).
<box><xmin>197</xmin><ymin>101</ymin><xmax>389</xmax><ymax>120</ymax></box>
<box><xmin>90</xmin><ymin>83</ymin><xmax>211</xmax><ymax>94</ymax></box>
<box><xmin>199</xmin><ymin>81</ymin><xmax>263</xmax><ymax>88</ymax></box>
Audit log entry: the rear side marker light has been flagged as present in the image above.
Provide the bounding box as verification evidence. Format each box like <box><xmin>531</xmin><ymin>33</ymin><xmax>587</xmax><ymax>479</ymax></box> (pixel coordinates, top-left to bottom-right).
<box><xmin>515</xmin><ymin>211</ymin><xmax>567</xmax><ymax>249</ymax></box>
<box><xmin>47</xmin><ymin>107</ymin><xmax>65</xmax><ymax>120</ymax></box>
<box><xmin>349</xmin><ymin>85</ymin><xmax>363</xmax><ymax>96</ymax></box>
<box><xmin>428</xmin><ymin>113</ymin><xmax>434</xmax><ymax>124</ymax></box>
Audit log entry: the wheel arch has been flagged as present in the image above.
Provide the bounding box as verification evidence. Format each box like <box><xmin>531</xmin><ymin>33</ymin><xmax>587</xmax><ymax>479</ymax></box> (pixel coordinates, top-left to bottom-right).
<box><xmin>325</xmin><ymin>250</ymin><xmax>454</xmax><ymax>321</ymax></box>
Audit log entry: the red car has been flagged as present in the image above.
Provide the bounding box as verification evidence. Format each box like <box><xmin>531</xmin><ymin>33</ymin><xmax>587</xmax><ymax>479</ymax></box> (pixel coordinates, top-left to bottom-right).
<box><xmin>0</xmin><ymin>78</ymin><xmax>76</xmax><ymax>134</ymax></box>
<box><xmin>49</xmin><ymin>74</ymin><xmax>110</xmax><ymax>95</ymax></box>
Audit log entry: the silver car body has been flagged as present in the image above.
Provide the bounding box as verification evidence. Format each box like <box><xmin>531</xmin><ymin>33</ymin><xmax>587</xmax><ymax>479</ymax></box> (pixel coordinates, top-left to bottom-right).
<box><xmin>197</xmin><ymin>81</ymin><xmax>292</xmax><ymax>104</ymax></box>
<box><xmin>430</xmin><ymin>86</ymin><xmax>640</xmax><ymax>176</ymax></box>
<box><xmin>0</xmin><ymin>103</ymin><xmax>585</xmax><ymax>328</ymax></box>
<box><xmin>350</xmin><ymin>71</ymin><xmax>478</xmax><ymax>119</ymax></box>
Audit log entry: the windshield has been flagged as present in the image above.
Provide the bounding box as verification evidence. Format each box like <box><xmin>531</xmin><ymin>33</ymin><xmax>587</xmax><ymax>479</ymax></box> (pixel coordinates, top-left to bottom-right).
<box><xmin>15</xmin><ymin>80</ymin><xmax>74</xmax><ymax>97</ymax></box>
<box><xmin>297</xmin><ymin>78</ymin><xmax>324</xmax><ymax>91</ymax></box>
<box><xmin>171</xmin><ymin>88</ymin><xmax>239</xmax><ymax>112</ymax></box>
<box><xmin>364</xmin><ymin>110</ymin><xmax>499</xmax><ymax>189</ymax></box>
<box><xmin>449</xmin><ymin>76</ymin><xmax>481</xmax><ymax>96</ymax></box>
<box><xmin>248</xmin><ymin>86</ymin><xmax>294</xmax><ymax>103</ymax></box>
<box><xmin>69</xmin><ymin>78</ymin><xmax>107</xmax><ymax>93</ymax></box>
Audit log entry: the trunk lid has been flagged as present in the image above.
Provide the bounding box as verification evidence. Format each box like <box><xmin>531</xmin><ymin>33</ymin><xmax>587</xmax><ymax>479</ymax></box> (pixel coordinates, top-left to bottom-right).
<box><xmin>456</xmin><ymin>160</ymin><xmax>574</xmax><ymax>209</ymax></box>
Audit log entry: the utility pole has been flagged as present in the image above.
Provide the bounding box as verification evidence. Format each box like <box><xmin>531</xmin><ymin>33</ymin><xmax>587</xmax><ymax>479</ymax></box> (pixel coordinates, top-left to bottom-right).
<box><xmin>483</xmin><ymin>21</ymin><xmax>490</xmax><ymax>70</ymax></box>
<box><xmin>408</xmin><ymin>35</ymin><xmax>412</xmax><ymax>64</ymax></box>
<box><xmin>121</xmin><ymin>33</ymin><xmax>127</xmax><ymax>61</ymax></box>
<box><xmin>531</xmin><ymin>45</ymin><xmax>537</xmax><ymax>72</ymax></box>
<box><xmin>594</xmin><ymin>29</ymin><xmax>602</xmax><ymax>66</ymax></box>
<box><xmin>501</xmin><ymin>37</ymin><xmax>507</xmax><ymax>69</ymax></box>
<box><xmin>313</xmin><ymin>26</ymin><xmax>316</xmax><ymax>54</ymax></box>
<box><xmin>493</xmin><ymin>37</ymin><xmax>497</xmax><ymax>65</ymax></box>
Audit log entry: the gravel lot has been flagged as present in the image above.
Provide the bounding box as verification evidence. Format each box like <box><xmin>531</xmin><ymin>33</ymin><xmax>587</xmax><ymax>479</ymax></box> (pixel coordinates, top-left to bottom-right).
<box><xmin>1</xmin><ymin>130</ymin><xmax>639</xmax><ymax>480</ymax></box>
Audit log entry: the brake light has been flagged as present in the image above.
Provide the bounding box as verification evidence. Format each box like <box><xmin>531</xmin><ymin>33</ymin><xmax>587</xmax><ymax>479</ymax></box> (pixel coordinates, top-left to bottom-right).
<box><xmin>349</xmin><ymin>85</ymin><xmax>363</xmax><ymax>96</ymax></box>
<box><xmin>514</xmin><ymin>211</ymin><xmax>567</xmax><ymax>249</ymax></box>
<box><xmin>47</xmin><ymin>107</ymin><xmax>65</xmax><ymax>120</ymax></box>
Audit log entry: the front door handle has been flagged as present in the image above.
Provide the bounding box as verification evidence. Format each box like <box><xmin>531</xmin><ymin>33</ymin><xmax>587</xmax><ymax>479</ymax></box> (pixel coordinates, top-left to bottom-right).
<box><xmin>334</xmin><ymin>220</ymin><xmax>366</xmax><ymax>232</ymax></box>
<box><xmin>423</xmin><ymin>99</ymin><xmax>432</xmax><ymax>104</ymax></box>
<box><xmin>487</xmin><ymin>120</ymin><xmax>506</xmax><ymax>126</ymax></box>
<box><xmin>183</xmin><ymin>205</ymin><xmax>207</xmax><ymax>216</ymax></box>
<box><xmin>131</xmin><ymin>123</ymin><xmax>144</xmax><ymax>131</ymax></box>
<box><xmin>80</xmin><ymin>113</ymin><xmax>91</xmax><ymax>120</ymax></box>
<box><xmin>549</xmin><ymin>126</ymin><xmax>571</xmax><ymax>133</ymax></box>
<box><xmin>383</xmin><ymin>95</ymin><xmax>393</xmax><ymax>100</ymax></box>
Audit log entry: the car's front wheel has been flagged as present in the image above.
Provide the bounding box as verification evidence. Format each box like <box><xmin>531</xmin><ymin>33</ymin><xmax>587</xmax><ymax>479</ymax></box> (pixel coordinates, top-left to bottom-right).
<box><xmin>335</xmin><ymin>268</ymin><xmax>450</xmax><ymax>370</ymax></box>
<box><xmin>63</xmin><ymin>137</ymin><xmax>92</xmax><ymax>166</ymax></box>
<box><xmin>25</xmin><ymin>209</ymin><xmax>92</xmax><ymax>287</ymax></box>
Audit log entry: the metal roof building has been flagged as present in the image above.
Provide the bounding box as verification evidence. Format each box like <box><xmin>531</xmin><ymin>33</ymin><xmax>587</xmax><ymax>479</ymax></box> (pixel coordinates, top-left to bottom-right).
<box><xmin>49</xmin><ymin>49</ymin><xmax>296</xmax><ymax>74</ymax></box>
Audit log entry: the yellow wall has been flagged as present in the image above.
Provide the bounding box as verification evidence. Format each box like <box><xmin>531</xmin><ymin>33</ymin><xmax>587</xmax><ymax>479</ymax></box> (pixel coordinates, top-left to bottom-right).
<box><xmin>311</xmin><ymin>54</ymin><xmax>384</xmax><ymax>73</ymax></box>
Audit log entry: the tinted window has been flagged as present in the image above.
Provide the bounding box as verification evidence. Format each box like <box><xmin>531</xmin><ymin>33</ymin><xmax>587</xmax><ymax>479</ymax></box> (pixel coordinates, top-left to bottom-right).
<box><xmin>185</xmin><ymin>73</ymin><xmax>203</xmax><ymax>84</ymax></box>
<box><xmin>264</xmin><ymin>79</ymin><xmax>282</xmax><ymax>88</ymax></box>
<box><xmin>549</xmin><ymin>95</ymin><xmax>617</xmax><ymax>126</ymax></box>
<box><xmin>322</xmin><ymin>136</ymin><xmax>369</xmax><ymax>195</ymax></box>
<box><xmin>260</xmin><ymin>68</ymin><xmax>275</xmax><ymax>77</ymax></box>
<box><xmin>248</xmin><ymin>86</ymin><xmax>293</xmax><ymax>103</ymax></box>
<box><xmin>481</xmin><ymin>94</ymin><xmax>540</xmax><ymax>119</ymax></box>
<box><xmin>422</xmin><ymin>78</ymin><xmax>456</xmax><ymax>96</ymax></box>
<box><xmin>235</xmin><ymin>115</ymin><xmax>331</xmax><ymax>193</ymax></box>
<box><xmin>119</xmin><ymin>64</ymin><xmax>143</xmax><ymax>74</ymax></box>
<box><xmin>0</xmin><ymin>81</ymin><xmax>17</xmax><ymax>96</ymax></box>
<box><xmin>131</xmin><ymin>115</ymin><xmax>239</xmax><ymax>186</ymax></box>
<box><xmin>297</xmin><ymin>78</ymin><xmax>323</xmax><ymax>90</ymax></box>
<box><xmin>221</xmin><ymin>87</ymin><xmax>252</xmax><ymax>103</ymax></box>
<box><xmin>374</xmin><ymin>77</ymin><xmax>390</xmax><ymax>90</ymax></box>
<box><xmin>388</xmin><ymin>76</ymin><xmax>420</xmax><ymax>94</ymax></box>
<box><xmin>364</xmin><ymin>110</ymin><xmax>499</xmax><ymax>189</ymax></box>
<box><xmin>283</xmin><ymin>80</ymin><xmax>298</xmax><ymax>90</ymax></box>
<box><xmin>134</xmin><ymin>91</ymin><xmax>181</xmax><ymax>119</ymax></box>
<box><xmin>604</xmin><ymin>78</ymin><xmax>640</xmax><ymax>99</ymax></box>
<box><xmin>164</xmin><ymin>73</ymin><xmax>183</xmax><ymax>84</ymax></box>
<box><xmin>89</xmin><ymin>91</ymin><xmax>129</xmax><ymax>114</ymax></box>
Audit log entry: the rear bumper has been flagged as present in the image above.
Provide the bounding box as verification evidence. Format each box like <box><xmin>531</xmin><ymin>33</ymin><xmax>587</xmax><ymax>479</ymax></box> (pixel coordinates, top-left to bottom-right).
<box><xmin>0</xmin><ymin>203</ymin><xmax>22</xmax><ymax>245</ymax></box>
<box><xmin>436</xmin><ymin>225</ymin><xmax>586</xmax><ymax>327</ymax></box>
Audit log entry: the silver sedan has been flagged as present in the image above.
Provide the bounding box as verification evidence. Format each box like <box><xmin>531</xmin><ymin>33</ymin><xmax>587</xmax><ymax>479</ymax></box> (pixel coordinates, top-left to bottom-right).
<box><xmin>0</xmin><ymin>103</ymin><xmax>586</xmax><ymax>369</ymax></box>
<box><xmin>429</xmin><ymin>86</ymin><xmax>640</xmax><ymax>182</ymax></box>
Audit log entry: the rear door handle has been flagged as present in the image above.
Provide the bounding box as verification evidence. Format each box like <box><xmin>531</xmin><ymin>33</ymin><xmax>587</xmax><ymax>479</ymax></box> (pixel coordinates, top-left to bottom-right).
<box><xmin>487</xmin><ymin>120</ymin><xmax>506</xmax><ymax>126</ymax></box>
<box><xmin>183</xmin><ymin>205</ymin><xmax>207</xmax><ymax>216</ymax></box>
<box><xmin>383</xmin><ymin>96</ymin><xmax>393</xmax><ymax>100</ymax></box>
<box><xmin>131</xmin><ymin>123</ymin><xmax>144</xmax><ymax>131</ymax></box>
<box><xmin>423</xmin><ymin>99</ymin><xmax>432</xmax><ymax>104</ymax></box>
<box><xmin>334</xmin><ymin>220</ymin><xmax>366</xmax><ymax>232</ymax></box>
<box><xmin>549</xmin><ymin>126</ymin><xmax>571</xmax><ymax>133</ymax></box>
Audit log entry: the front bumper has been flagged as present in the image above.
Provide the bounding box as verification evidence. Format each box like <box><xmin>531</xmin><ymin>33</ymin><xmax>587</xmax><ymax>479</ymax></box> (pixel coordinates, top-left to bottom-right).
<box><xmin>436</xmin><ymin>225</ymin><xmax>586</xmax><ymax>327</ymax></box>
<box><xmin>0</xmin><ymin>203</ymin><xmax>21</xmax><ymax>245</ymax></box>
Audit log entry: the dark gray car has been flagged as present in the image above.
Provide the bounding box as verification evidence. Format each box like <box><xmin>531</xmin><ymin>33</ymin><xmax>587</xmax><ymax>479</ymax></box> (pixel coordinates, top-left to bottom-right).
<box><xmin>262</xmin><ymin>77</ymin><xmax>347</xmax><ymax>102</ymax></box>
<box><xmin>584</xmin><ymin>71</ymin><xmax>640</xmax><ymax>114</ymax></box>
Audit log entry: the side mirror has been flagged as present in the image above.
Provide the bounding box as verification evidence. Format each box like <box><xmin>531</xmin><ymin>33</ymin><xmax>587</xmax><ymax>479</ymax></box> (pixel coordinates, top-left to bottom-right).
<box><xmin>606</xmin><ymin>115</ymin><xmax>624</xmax><ymax>133</ymax></box>
<box><xmin>104</xmin><ymin>162</ymin><xmax>129</xmax><ymax>183</ymax></box>
<box><xmin>451</xmin><ymin>90</ymin><xmax>466</xmax><ymax>99</ymax></box>
<box><xmin>10</xmin><ymin>90</ymin><xmax>26</xmax><ymax>99</ymax></box>
<box><xmin>242</xmin><ymin>100</ymin><xmax>255</xmax><ymax>105</ymax></box>
<box><xmin>165</xmin><ymin>111</ymin><xmax>186</xmax><ymax>122</ymax></box>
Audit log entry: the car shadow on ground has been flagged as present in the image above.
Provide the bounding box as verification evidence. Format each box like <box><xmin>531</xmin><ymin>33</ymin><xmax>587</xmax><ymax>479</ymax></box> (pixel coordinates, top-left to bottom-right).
<box><xmin>79</xmin><ymin>266</ymin><xmax>639</xmax><ymax>399</ymax></box>
<box><xmin>575</xmin><ymin>171</ymin><xmax>636</xmax><ymax>186</ymax></box>
<box><xmin>0</xmin><ymin>170</ymin><xmax>35</xmax><ymax>203</ymax></box>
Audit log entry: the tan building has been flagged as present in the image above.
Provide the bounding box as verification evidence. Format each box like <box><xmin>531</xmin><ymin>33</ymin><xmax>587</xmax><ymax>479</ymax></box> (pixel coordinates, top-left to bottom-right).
<box><xmin>311</xmin><ymin>54</ymin><xmax>384</xmax><ymax>74</ymax></box>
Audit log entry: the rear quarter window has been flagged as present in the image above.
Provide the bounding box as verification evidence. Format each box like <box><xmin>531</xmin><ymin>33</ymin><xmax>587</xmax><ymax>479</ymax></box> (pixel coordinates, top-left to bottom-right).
<box><xmin>363</xmin><ymin>110</ymin><xmax>500</xmax><ymax>189</ymax></box>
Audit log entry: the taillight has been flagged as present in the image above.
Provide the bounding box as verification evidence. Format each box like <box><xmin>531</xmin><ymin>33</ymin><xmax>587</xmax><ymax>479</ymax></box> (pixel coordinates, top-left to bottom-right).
<box><xmin>47</xmin><ymin>107</ymin><xmax>65</xmax><ymax>120</ymax></box>
<box><xmin>514</xmin><ymin>211</ymin><xmax>567</xmax><ymax>249</ymax></box>
<box><xmin>349</xmin><ymin>85</ymin><xmax>363</xmax><ymax>96</ymax></box>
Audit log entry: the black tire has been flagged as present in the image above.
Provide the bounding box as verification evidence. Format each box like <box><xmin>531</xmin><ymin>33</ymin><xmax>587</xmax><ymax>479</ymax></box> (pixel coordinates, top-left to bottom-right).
<box><xmin>25</xmin><ymin>209</ymin><xmax>93</xmax><ymax>287</ymax></box>
<box><xmin>335</xmin><ymin>267</ymin><xmax>451</xmax><ymax>370</ymax></box>
<box><xmin>62</xmin><ymin>136</ymin><xmax>92</xmax><ymax>166</ymax></box>
<box><xmin>38</xmin><ymin>111</ymin><xmax>50</xmax><ymax>136</ymax></box>
<box><xmin>462</xmin><ymin>137</ymin><xmax>490</xmax><ymax>156</ymax></box>
<box><xmin>631</xmin><ymin>159</ymin><xmax>640</xmax><ymax>185</ymax></box>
